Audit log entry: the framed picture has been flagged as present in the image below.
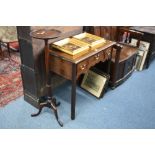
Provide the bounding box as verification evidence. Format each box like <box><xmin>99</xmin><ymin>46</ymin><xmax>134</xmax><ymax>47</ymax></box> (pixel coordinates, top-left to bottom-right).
<box><xmin>81</xmin><ymin>67</ymin><xmax>110</xmax><ymax>98</ymax></box>
<box><xmin>139</xmin><ymin>40</ymin><xmax>150</xmax><ymax>51</ymax></box>
<box><xmin>130</xmin><ymin>38</ymin><xmax>150</xmax><ymax>51</ymax></box>
<box><xmin>130</xmin><ymin>38</ymin><xmax>138</xmax><ymax>47</ymax></box>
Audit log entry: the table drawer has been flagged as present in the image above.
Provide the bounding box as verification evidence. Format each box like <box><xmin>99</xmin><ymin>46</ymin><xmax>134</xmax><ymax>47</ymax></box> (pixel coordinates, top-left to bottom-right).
<box><xmin>89</xmin><ymin>51</ymin><xmax>104</xmax><ymax>67</ymax></box>
<box><xmin>50</xmin><ymin>56</ymin><xmax>72</xmax><ymax>80</ymax></box>
<box><xmin>76</xmin><ymin>51</ymin><xmax>105</xmax><ymax>77</ymax></box>
<box><xmin>104</xmin><ymin>47</ymin><xmax>112</xmax><ymax>60</ymax></box>
<box><xmin>77</xmin><ymin>59</ymin><xmax>89</xmax><ymax>77</ymax></box>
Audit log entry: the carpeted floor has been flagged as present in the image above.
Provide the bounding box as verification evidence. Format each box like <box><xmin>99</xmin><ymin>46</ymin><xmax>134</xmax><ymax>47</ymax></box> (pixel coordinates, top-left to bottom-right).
<box><xmin>0</xmin><ymin>52</ymin><xmax>23</xmax><ymax>107</ymax></box>
<box><xmin>0</xmin><ymin>60</ymin><xmax>155</xmax><ymax>129</ymax></box>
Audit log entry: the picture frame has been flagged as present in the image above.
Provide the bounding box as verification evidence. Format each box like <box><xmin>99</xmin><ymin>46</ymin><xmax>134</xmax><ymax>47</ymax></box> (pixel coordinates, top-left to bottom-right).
<box><xmin>130</xmin><ymin>38</ymin><xmax>150</xmax><ymax>51</ymax></box>
<box><xmin>139</xmin><ymin>40</ymin><xmax>150</xmax><ymax>51</ymax></box>
<box><xmin>129</xmin><ymin>38</ymin><xmax>138</xmax><ymax>47</ymax></box>
<box><xmin>130</xmin><ymin>38</ymin><xmax>150</xmax><ymax>71</ymax></box>
<box><xmin>81</xmin><ymin>67</ymin><xmax>110</xmax><ymax>98</ymax></box>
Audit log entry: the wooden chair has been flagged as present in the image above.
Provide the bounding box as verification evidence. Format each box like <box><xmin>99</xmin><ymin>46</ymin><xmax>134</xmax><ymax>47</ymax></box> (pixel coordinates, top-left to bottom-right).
<box><xmin>109</xmin><ymin>28</ymin><xmax>144</xmax><ymax>88</ymax></box>
<box><xmin>0</xmin><ymin>26</ymin><xmax>19</xmax><ymax>58</ymax></box>
<box><xmin>1</xmin><ymin>41</ymin><xmax>19</xmax><ymax>54</ymax></box>
<box><xmin>84</xmin><ymin>26</ymin><xmax>144</xmax><ymax>88</ymax></box>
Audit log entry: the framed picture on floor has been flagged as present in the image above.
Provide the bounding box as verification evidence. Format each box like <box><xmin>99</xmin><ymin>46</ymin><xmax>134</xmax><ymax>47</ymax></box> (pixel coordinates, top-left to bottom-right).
<box><xmin>139</xmin><ymin>40</ymin><xmax>150</xmax><ymax>51</ymax></box>
<box><xmin>130</xmin><ymin>38</ymin><xmax>150</xmax><ymax>51</ymax></box>
<box><xmin>81</xmin><ymin>67</ymin><xmax>110</xmax><ymax>98</ymax></box>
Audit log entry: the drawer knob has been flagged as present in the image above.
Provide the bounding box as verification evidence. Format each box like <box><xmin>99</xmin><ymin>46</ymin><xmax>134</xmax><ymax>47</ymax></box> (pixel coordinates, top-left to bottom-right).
<box><xmin>95</xmin><ymin>54</ymin><xmax>100</xmax><ymax>60</ymax></box>
<box><xmin>80</xmin><ymin>64</ymin><xmax>86</xmax><ymax>70</ymax></box>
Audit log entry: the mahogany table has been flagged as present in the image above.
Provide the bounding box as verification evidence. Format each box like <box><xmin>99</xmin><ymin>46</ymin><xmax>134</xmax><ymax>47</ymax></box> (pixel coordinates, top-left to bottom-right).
<box><xmin>49</xmin><ymin>40</ymin><xmax>116</xmax><ymax>120</ymax></box>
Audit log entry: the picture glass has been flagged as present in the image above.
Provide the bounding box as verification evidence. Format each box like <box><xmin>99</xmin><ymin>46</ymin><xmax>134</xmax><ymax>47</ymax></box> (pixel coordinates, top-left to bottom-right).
<box><xmin>81</xmin><ymin>70</ymin><xmax>107</xmax><ymax>98</ymax></box>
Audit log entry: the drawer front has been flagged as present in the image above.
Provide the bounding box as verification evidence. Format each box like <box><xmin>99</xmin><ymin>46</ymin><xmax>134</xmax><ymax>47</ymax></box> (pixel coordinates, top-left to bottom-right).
<box><xmin>50</xmin><ymin>56</ymin><xmax>72</xmax><ymax>80</ymax></box>
<box><xmin>104</xmin><ymin>47</ymin><xmax>112</xmax><ymax>60</ymax></box>
<box><xmin>89</xmin><ymin>51</ymin><xmax>104</xmax><ymax>66</ymax></box>
<box><xmin>77</xmin><ymin>59</ymin><xmax>89</xmax><ymax>77</ymax></box>
<box><xmin>77</xmin><ymin>49</ymin><xmax>110</xmax><ymax>78</ymax></box>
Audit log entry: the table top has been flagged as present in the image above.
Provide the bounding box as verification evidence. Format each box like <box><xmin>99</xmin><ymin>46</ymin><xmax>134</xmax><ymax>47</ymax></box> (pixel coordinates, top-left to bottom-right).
<box><xmin>0</xmin><ymin>26</ymin><xmax>18</xmax><ymax>42</ymax></box>
<box><xmin>131</xmin><ymin>26</ymin><xmax>155</xmax><ymax>35</ymax></box>
<box><xmin>30</xmin><ymin>29</ymin><xmax>62</xmax><ymax>40</ymax></box>
<box><xmin>49</xmin><ymin>40</ymin><xmax>116</xmax><ymax>64</ymax></box>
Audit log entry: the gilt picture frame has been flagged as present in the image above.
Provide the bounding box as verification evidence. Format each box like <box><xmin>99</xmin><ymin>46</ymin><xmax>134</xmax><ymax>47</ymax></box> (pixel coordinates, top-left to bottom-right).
<box><xmin>130</xmin><ymin>38</ymin><xmax>150</xmax><ymax>51</ymax></box>
<box><xmin>81</xmin><ymin>68</ymin><xmax>110</xmax><ymax>98</ymax></box>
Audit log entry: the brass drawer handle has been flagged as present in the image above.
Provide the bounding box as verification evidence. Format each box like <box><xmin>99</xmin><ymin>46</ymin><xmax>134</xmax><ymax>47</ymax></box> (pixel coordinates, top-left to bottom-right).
<box><xmin>107</xmin><ymin>49</ymin><xmax>111</xmax><ymax>55</ymax></box>
<box><xmin>95</xmin><ymin>54</ymin><xmax>100</xmax><ymax>60</ymax></box>
<box><xmin>80</xmin><ymin>64</ymin><xmax>86</xmax><ymax>70</ymax></box>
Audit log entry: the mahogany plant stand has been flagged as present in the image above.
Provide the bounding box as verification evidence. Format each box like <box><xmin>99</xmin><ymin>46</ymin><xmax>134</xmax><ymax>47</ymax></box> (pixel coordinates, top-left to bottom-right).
<box><xmin>30</xmin><ymin>29</ymin><xmax>63</xmax><ymax>127</ymax></box>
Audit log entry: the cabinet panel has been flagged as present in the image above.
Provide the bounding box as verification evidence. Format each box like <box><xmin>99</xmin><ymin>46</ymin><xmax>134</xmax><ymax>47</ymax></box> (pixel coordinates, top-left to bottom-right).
<box><xmin>86</xmin><ymin>26</ymin><xmax>118</xmax><ymax>41</ymax></box>
<box><xmin>110</xmin><ymin>53</ymin><xmax>137</xmax><ymax>87</ymax></box>
<box><xmin>124</xmin><ymin>55</ymin><xmax>136</xmax><ymax>76</ymax></box>
<box><xmin>50</xmin><ymin>56</ymin><xmax>72</xmax><ymax>80</ymax></box>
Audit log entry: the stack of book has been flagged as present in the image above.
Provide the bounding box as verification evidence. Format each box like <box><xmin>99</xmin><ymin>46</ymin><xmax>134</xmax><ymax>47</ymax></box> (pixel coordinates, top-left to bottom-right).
<box><xmin>130</xmin><ymin>39</ymin><xmax>150</xmax><ymax>71</ymax></box>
